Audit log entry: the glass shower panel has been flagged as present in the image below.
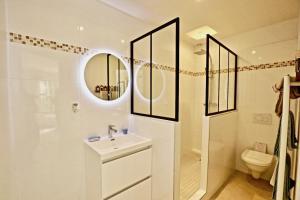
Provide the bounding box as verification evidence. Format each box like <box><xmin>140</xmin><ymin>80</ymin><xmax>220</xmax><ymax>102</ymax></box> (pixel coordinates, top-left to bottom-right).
<box><xmin>205</xmin><ymin>35</ymin><xmax>237</xmax><ymax>116</ymax></box>
<box><xmin>228</xmin><ymin>53</ymin><xmax>236</xmax><ymax>109</ymax></box>
<box><xmin>152</xmin><ymin>24</ymin><xmax>176</xmax><ymax>118</ymax></box>
<box><xmin>219</xmin><ymin>47</ymin><xmax>229</xmax><ymax>111</ymax></box>
<box><xmin>208</xmin><ymin>40</ymin><xmax>219</xmax><ymax>113</ymax></box>
<box><xmin>132</xmin><ymin>36</ymin><xmax>151</xmax><ymax>115</ymax></box>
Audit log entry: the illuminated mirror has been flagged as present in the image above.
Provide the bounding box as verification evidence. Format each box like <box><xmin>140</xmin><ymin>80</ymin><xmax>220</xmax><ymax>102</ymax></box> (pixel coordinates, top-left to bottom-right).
<box><xmin>84</xmin><ymin>53</ymin><xmax>129</xmax><ymax>101</ymax></box>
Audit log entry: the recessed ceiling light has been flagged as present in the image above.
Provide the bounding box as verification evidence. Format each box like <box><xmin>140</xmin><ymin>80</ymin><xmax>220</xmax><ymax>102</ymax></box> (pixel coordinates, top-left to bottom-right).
<box><xmin>251</xmin><ymin>50</ymin><xmax>256</xmax><ymax>55</ymax></box>
<box><xmin>121</xmin><ymin>39</ymin><xmax>125</xmax><ymax>44</ymax></box>
<box><xmin>187</xmin><ymin>26</ymin><xmax>217</xmax><ymax>40</ymax></box>
<box><xmin>258</xmin><ymin>56</ymin><xmax>262</xmax><ymax>60</ymax></box>
<box><xmin>77</xmin><ymin>26</ymin><xmax>84</xmax><ymax>31</ymax></box>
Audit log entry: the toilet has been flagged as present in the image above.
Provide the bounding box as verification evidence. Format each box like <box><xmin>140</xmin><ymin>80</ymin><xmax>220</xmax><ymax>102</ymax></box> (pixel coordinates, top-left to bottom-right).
<box><xmin>241</xmin><ymin>149</ymin><xmax>273</xmax><ymax>179</ymax></box>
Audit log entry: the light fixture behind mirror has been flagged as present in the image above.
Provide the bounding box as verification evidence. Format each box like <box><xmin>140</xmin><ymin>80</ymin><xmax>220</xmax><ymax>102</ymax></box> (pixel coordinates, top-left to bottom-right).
<box><xmin>84</xmin><ymin>52</ymin><xmax>129</xmax><ymax>102</ymax></box>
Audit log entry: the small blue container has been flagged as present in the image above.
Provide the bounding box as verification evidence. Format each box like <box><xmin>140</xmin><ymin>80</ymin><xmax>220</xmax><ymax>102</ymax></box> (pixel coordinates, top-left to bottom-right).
<box><xmin>121</xmin><ymin>129</ymin><xmax>128</xmax><ymax>135</ymax></box>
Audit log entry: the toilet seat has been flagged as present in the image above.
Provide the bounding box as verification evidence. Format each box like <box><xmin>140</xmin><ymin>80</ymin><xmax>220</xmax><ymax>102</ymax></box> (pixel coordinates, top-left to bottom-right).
<box><xmin>242</xmin><ymin>149</ymin><xmax>273</xmax><ymax>167</ymax></box>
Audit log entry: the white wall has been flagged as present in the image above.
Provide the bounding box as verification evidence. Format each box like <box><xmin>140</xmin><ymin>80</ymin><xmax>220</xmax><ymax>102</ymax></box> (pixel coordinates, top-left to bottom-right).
<box><xmin>178</xmin><ymin>19</ymin><xmax>298</xmax><ymax>192</ymax></box>
<box><xmin>5</xmin><ymin>1</ymin><xmax>150</xmax><ymax>200</ymax></box>
<box><xmin>179</xmin><ymin>42</ymin><xmax>200</xmax><ymax>154</ymax></box>
<box><xmin>222</xmin><ymin>18</ymin><xmax>298</xmax><ymax>66</ymax></box>
<box><xmin>220</xmin><ymin>19</ymin><xmax>298</xmax><ymax>180</ymax></box>
<box><xmin>236</xmin><ymin>66</ymin><xmax>295</xmax><ymax>179</ymax></box>
<box><xmin>0</xmin><ymin>0</ymin><xmax>13</xmax><ymax>199</ymax></box>
<box><xmin>5</xmin><ymin>1</ymin><xmax>297</xmax><ymax>200</ymax></box>
<box><xmin>202</xmin><ymin>112</ymin><xmax>238</xmax><ymax>200</ymax></box>
<box><xmin>5</xmin><ymin>0</ymin><xmax>198</xmax><ymax>200</ymax></box>
<box><xmin>129</xmin><ymin>116</ymin><xmax>178</xmax><ymax>200</ymax></box>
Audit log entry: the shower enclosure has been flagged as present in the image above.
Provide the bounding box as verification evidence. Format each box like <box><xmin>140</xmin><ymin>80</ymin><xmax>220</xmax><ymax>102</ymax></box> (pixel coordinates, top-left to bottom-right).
<box><xmin>205</xmin><ymin>35</ymin><xmax>237</xmax><ymax>116</ymax></box>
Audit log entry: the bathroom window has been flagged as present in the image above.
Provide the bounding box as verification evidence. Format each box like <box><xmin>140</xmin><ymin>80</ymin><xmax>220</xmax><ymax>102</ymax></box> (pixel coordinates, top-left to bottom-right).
<box><xmin>205</xmin><ymin>35</ymin><xmax>237</xmax><ymax>116</ymax></box>
<box><xmin>130</xmin><ymin>18</ymin><xmax>179</xmax><ymax>121</ymax></box>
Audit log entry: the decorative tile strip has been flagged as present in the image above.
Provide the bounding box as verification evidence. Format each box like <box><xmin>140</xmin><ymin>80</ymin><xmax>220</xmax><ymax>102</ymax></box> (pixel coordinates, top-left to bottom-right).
<box><xmin>122</xmin><ymin>59</ymin><xmax>295</xmax><ymax>76</ymax></box>
<box><xmin>9</xmin><ymin>32</ymin><xmax>89</xmax><ymax>55</ymax></box>
<box><xmin>9</xmin><ymin>32</ymin><xmax>295</xmax><ymax>76</ymax></box>
<box><xmin>237</xmin><ymin>60</ymin><xmax>295</xmax><ymax>72</ymax></box>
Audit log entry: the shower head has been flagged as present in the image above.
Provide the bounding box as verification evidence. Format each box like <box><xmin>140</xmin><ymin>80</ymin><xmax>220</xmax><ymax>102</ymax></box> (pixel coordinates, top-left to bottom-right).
<box><xmin>194</xmin><ymin>49</ymin><xmax>206</xmax><ymax>55</ymax></box>
<box><xmin>194</xmin><ymin>43</ymin><xmax>206</xmax><ymax>55</ymax></box>
<box><xmin>193</xmin><ymin>43</ymin><xmax>214</xmax><ymax>79</ymax></box>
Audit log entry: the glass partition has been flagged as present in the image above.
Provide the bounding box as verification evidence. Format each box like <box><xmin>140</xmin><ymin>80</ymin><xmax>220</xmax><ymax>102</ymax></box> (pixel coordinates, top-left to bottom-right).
<box><xmin>205</xmin><ymin>35</ymin><xmax>237</xmax><ymax>116</ymax></box>
<box><xmin>131</xmin><ymin>18</ymin><xmax>179</xmax><ymax>121</ymax></box>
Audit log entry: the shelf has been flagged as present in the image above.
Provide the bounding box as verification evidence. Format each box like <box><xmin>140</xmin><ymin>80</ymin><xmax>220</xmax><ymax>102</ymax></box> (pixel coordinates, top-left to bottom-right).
<box><xmin>290</xmin><ymin>82</ymin><xmax>300</xmax><ymax>86</ymax></box>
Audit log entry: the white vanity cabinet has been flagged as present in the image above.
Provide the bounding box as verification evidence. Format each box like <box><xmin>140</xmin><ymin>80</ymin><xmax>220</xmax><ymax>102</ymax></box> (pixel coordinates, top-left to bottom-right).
<box><xmin>84</xmin><ymin>134</ymin><xmax>152</xmax><ymax>200</ymax></box>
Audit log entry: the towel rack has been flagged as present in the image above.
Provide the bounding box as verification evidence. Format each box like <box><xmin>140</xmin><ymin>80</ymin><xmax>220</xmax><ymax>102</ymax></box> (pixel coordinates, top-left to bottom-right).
<box><xmin>291</xmin><ymin>82</ymin><xmax>300</xmax><ymax>87</ymax></box>
<box><xmin>276</xmin><ymin>75</ymin><xmax>290</xmax><ymax>200</ymax></box>
<box><xmin>277</xmin><ymin>76</ymin><xmax>300</xmax><ymax>200</ymax></box>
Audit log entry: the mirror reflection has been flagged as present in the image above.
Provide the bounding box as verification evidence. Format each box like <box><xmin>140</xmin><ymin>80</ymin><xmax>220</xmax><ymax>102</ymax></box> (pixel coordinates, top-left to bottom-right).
<box><xmin>136</xmin><ymin>63</ymin><xmax>164</xmax><ymax>101</ymax></box>
<box><xmin>84</xmin><ymin>53</ymin><xmax>129</xmax><ymax>101</ymax></box>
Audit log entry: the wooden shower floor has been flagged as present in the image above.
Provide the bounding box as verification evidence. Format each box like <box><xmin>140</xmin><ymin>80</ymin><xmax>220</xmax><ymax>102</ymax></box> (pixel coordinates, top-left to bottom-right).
<box><xmin>212</xmin><ymin>172</ymin><xmax>273</xmax><ymax>200</ymax></box>
<box><xmin>180</xmin><ymin>152</ymin><xmax>201</xmax><ymax>200</ymax></box>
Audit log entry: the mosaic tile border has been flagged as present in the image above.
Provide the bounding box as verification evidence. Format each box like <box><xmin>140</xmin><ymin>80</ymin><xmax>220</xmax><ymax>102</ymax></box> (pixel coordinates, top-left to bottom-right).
<box><xmin>123</xmin><ymin>57</ymin><xmax>295</xmax><ymax>76</ymax></box>
<box><xmin>122</xmin><ymin>57</ymin><xmax>196</xmax><ymax>76</ymax></box>
<box><xmin>9</xmin><ymin>32</ymin><xmax>89</xmax><ymax>55</ymax></box>
<box><xmin>9</xmin><ymin>32</ymin><xmax>295</xmax><ymax>76</ymax></box>
<box><xmin>238</xmin><ymin>60</ymin><xmax>295</xmax><ymax>72</ymax></box>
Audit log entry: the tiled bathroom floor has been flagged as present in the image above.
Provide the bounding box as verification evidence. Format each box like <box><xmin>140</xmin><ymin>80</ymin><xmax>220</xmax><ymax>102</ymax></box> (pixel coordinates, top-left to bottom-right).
<box><xmin>180</xmin><ymin>152</ymin><xmax>201</xmax><ymax>200</ymax></box>
<box><xmin>213</xmin><ymin>172</ymin><xmax>273</xmax><ymax>200</ymax></box>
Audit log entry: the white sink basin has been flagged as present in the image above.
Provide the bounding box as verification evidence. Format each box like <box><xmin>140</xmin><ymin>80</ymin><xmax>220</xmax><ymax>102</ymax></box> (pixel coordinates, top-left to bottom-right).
<box><xmin>84</xmin><ymin>133</ymin><xmax>152</xmax><ymax>162</ymax></box>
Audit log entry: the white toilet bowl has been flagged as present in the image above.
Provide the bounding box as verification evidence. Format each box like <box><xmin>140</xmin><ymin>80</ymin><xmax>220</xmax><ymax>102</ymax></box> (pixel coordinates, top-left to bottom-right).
<box><xmin>241</xmin><ymin>149</ymin><xmax>273</xmax><ymax>179</ymax></box>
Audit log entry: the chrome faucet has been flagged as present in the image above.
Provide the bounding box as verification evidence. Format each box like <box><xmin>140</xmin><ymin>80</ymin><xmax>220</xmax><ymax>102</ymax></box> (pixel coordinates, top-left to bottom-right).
<box><xmin>108</xmin><ymin>125</ymin><xmax>118</xmax><ymax>139</ymax></box>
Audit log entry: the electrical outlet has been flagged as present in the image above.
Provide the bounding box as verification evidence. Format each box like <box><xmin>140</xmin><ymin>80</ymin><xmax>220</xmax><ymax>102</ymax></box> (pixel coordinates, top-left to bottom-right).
<box><xmin>252</xmin><ymin>113</ymin><xmax>272</xmax><ymax>125</ymax></box>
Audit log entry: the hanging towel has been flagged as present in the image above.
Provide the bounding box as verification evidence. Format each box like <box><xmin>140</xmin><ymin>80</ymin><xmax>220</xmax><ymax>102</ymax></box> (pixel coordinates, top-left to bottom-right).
<box><xmin>274</xmin><ymin>111</ymin><xmax>298</xmax><ymax>155</ymax></box>
<box><xmin>274</xmin><ymin>76</ymin><xmax>300</xmax><ymax>117</ymax></box>
<box><xmin>271</xmin><ymin>111</ymin><xmax>298</xmax><ymax>199</ymax></box>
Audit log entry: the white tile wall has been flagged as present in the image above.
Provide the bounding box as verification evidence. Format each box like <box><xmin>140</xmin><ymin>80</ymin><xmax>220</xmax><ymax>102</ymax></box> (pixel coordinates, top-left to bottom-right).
<box><xmin>201</xmin><ymin>112</ymin><xmax>238</xmax><ymax>200</ymax></box>
<box><xmin>179</xmin><ymin>44</ymin><xmax>203</xmax><ymax>155</ymax></box>
<box><xmin>224</xmin><ymin>20</ymin><xmax>298</xmax><ymax>180</ymax></box>
<box><xmin>4</xmin><ymin>1</ymin><xmax>145</xmax><ymax>200</ymax></box>
<box><xmin>235</xmin><ymin>66</ymin><xmax>295</xmax><ymax>179</ymax></box>
<box><xmin>0</xmin><ymin>0</ymin><xmax>13</xmax><ymax>200</ymax></box>
<box><xmin>8</xmin><ymin>46</ymin><xmax>84</xmax><ymax>200</ymax></box>
<box><xmin>129</xmin><ymin>115</ymin><xmax>178</xmax><ymax>200</ymax></box>
<box><xmin>6</xmin><ymin>44</ymin><xmax>133</xmax><ymax>200</ymax></box>
<box><xmin>0</xmin><ymin>79</ymin><xmax>13</xmax><ymax>200</ymax></box>
<box><xmin>4</xmin><ymin>1</ymin><xmax>195</xmax><ymax>200</ymax></box>
<box><xmin>2</xmin><ymin>1</ymin><xmax>299</xmax><ymax>200</ymax></box>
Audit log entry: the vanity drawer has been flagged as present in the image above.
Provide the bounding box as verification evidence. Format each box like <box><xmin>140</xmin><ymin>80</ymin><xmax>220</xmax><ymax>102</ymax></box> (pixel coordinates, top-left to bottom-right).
<box><xmin>108</xmin><ymin>178</ymin><xmax>151</xmax><ymax>200</ymax></box>
<box><xmin>102</xmin><ymin>148</ymin><xmax>152</xmax><ymax>199</ymax></box>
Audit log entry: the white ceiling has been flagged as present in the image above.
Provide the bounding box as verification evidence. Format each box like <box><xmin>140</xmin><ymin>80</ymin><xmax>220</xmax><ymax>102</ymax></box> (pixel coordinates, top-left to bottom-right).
<box><xmin>221</xmin><ymin>18</ymin><xmax>299</xmax><ymax>65</ymax></box>
<box><xmin>99</xmin><ymin>0</ymin><xmax>299</xmax><ymax>43</ymax></box>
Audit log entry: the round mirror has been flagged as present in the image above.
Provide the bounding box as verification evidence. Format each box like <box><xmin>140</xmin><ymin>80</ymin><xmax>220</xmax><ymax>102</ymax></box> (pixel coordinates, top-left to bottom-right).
<box><xmin>135</xmin><ymin>63</ymin><xmax>165</xmax><ymax>102</ymax></box>
<box><xmin>84</xmin><ymin>53</ymin><xmax>129</xmax><ymax>101</ymax></box>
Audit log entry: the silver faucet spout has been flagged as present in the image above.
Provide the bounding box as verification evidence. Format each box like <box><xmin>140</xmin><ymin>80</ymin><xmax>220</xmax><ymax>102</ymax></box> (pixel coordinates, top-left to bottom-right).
<box><xmin>108</xmin><ymin>125</ymin><xmax>118</xmax><ymax>138</ymax></box>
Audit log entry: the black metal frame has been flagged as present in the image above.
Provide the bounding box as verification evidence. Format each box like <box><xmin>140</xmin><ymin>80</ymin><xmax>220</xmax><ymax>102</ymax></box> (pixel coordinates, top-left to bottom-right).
<box><xmin>107</xmin><ymin>54</ymin><xmax>111</xmax><ymax>100</ymax></box>
<box><xmin>205</xmin><ymin>34</ymin><xmax>237</xmax><ymax>116</ymax></box>
<box><xmin>130</xmin><ymin>17</ymin><xmax>180</xmax><ymax>122</ymax></box>
<box><xmin>106</xmin><ymin>54</ymin><xmax>123</xmax><ymax>100</ymax></box>
<box><xmin>118</xmin><ymin>59</ymin><xmax>121</xmax><ymax>98</ymax></box>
